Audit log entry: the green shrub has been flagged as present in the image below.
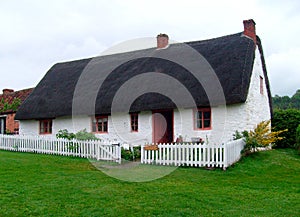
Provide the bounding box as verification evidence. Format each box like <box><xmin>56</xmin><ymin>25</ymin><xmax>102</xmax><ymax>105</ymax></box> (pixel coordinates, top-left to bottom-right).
<box><xmin>233</xmin><ymin>130</ymin><xmax>248</xmax><ymax>140</ymax></box>
<box><xmin>75</xmin><ymin>129</ymin><xmax>98</xmax><ymax>141</ymax></box>
<box><xmin>121</xmin><ymin>146</ymin><xmax>141</xmax><ymax>161</ymax></box>
<box><xmin>121</xmin><ymin>148</ymin><xmax>134</xmax><ymax>161</ymax></box>
<box><xmin>296</xmin><ymin>125</ymin><xmax>300</xmax><ymax>154</ymax></box>
<box><xmin>272</xmin><ymin>109</ymin><xmax>300</xmax><ymax>148</ymax></box>
<box><xmin>56</xmin><ymin>129</ymin><xmax>98</xmax><ymax>141</ymax></box>
<box><xmin>56</xmin><ymin>129</ymin><xmax>76</xmax><ymax>140</ymax></box>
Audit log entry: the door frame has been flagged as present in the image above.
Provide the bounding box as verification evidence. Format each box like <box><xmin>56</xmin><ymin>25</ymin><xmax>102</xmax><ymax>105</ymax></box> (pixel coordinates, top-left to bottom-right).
<box><xmin>152</xmin><ymin>109</ymin><xmax>174</xmax><ymax>144</ymax></box>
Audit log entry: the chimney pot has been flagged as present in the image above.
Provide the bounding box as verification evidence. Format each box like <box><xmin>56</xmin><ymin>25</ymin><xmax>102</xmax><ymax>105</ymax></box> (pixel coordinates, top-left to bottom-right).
<box><xmin>243</xmin><ymin>19</ymin><xmax>256</xmax><ymax>44</ymax></box>
<box><xmin>157</xmin><ymin>33</ymin><xmax>169</xmax><ymax>49</ymax></box>
<box><xmin>3</xmin><ymin>89</ymin><xmax>14</xmax><ymax>95</ymax></box>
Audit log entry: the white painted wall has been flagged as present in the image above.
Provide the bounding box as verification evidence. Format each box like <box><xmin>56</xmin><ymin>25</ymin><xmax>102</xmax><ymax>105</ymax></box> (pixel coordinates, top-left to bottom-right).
<box><xmin>92</xmin><ymin>111</ymin><xmax>153</xmax><ymax>145</ymax></box>
<box><xmin>19</xmin><ymin>112</ymin><xmax>154</xmax><ymax>144</ymax></box>
<box><xmin>19</xmin><ymin>120</ymin><xmax>39</xmax><ymax>136</ymax></box>
<box><xmin>55</xmin><ymin>115</ymin><xmax>90</xmax><ymax>134</ymax></box>
<box><xmin>19</xmin><ymin>47</ymin><xmax>270</xmax><ymax>145</ymax></box>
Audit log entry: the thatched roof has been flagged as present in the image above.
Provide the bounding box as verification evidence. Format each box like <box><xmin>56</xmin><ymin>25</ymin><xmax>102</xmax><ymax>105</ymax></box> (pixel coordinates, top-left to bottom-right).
<box><xmin>15</xmin><ymin>32</ymin><xmax>271</xmax><ymax>120</ymax></box>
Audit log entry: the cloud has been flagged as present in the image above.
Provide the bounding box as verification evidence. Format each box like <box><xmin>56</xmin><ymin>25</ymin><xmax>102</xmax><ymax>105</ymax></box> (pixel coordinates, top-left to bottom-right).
<box><xmin>267</xmin><ymin>48</ymin><xmax>300</xmax><ymax>96</ymax></box>
<box><xmin>0</xmin><ymin>0</ymin><xmax>299</xmax><ymax>97</ymax></box>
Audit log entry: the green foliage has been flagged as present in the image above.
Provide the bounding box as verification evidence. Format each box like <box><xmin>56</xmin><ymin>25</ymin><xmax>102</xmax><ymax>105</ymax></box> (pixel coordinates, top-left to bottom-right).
<box><xmin>56</xmin><ymin>129</ymin><xmax>98</xmax><ymax>141</ymax></box>
<box><xmin>75</xmin><ymin>129</ymin><xmax>98</xmax><ymax>141</ymax></box>
<box><xmin>56</xmin><ymin>129</ymin><xmax>98</xmax><ymax>152</ymax></box>
<box><xmin>121</xmin><ymin>148</ymin><xmax>134</xmax><ymax>161</ymax></box>
<box><xmin>0</xmin><ymin>97</ymin><xmax>22</xmax><ymax>113</ymax></box>
<box><xmin>241</xmin><ymin>120</ymin><xmax>286</xmax><ymax>155</ymax></box>
<box><xmin>296</xmin><ymin>125</ymin><xmax>300</xmax><ymax>154</ymax></box>
<box><xmin>56</xmin><ymin>129</ymin><xmax>76</xmax><ymax>140</ymax></box>
<box><xmin>233</xmin><ymin>130</ymin><xmax>248</xmax><ymax>140</ymax></box>
<box><xmin>121</xmin><ymin>146</ymin><xmax>141</xmax><ymax>161</ymax></box>
<box><xmin>272</xmin><ymin>109</ymin><xmax>300</xmax><ymax>148</ymax></box>
<box><xmin>272</xmin><ymin>89</ymin><xmax>300</xmax><ymax>110</ymax></box>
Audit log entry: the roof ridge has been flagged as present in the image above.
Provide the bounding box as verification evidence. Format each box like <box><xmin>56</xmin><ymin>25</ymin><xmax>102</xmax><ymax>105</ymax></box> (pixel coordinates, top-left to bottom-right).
<box><xmin>53</xmin><ymin>32</ymin><xmax>251</xmax><ymax>65</ymax></box>
<box><xmin>184</xmin><ymin>32</ymin><xmax>244</xmax><ymax>45</ymax></box>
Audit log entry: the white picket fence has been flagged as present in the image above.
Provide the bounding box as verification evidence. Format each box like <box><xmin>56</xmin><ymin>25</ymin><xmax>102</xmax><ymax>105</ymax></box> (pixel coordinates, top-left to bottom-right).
<box><xmin>141</xmin><ymin>139</ymin><xmax>245</xmax><ymax>169</ymax></box>
<box><xmin>0</xmin><ymin>134</ymin><xmax>121</xmax><ymax>163</ymax></box>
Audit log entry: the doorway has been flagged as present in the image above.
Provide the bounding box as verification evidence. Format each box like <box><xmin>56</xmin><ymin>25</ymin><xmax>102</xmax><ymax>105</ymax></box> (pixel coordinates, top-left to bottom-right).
<box><xmin>0</xmin><ymin>117</ymin><xmax>6</xmax><ymax>134</ymax></box>
<box><xmin>152</xmin><ymin>110</ymin><xmax>173</xmax><ymax>144</ymax></box>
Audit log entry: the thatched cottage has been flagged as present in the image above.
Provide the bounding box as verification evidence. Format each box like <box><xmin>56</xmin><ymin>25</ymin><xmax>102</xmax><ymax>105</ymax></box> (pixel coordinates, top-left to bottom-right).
<box><xmin>15</xmin><ymin>19</ymin><xmax>271</xmax><ymax>145</ymax></box>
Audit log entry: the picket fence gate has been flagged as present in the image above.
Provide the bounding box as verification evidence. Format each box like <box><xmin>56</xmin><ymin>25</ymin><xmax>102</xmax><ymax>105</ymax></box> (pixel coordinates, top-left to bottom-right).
<box><xmin>0</xmin><ymin>134</ymin><xmax>121</xmax><ymax>163</ymax></box>
<box><xmin>141</xmin><ymin>139</ymin><xmax>245</xmax><ymax>169</ymax></box>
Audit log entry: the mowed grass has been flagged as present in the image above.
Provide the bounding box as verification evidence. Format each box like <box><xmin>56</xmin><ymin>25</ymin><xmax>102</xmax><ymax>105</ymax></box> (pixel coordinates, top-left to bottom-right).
<box><xmin>0</xmin><ymin>149</ymin><xmax>299</xmax><ymax>217</ymax></box>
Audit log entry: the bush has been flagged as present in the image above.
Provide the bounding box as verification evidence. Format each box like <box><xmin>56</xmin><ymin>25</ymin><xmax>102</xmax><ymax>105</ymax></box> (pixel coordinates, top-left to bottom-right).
<box><xmin>56</xmin><ymin>129</ymin><xmax>76</xmax><ymax>140</ymax></box>
<box><xmin>233</xmin><ymin>130</ymin><xmax>248</xmax><ymax>140</ymax></box>
<box><xmin>56</xmin><ymin>129</ymin><xmax>98</xmax><ymax>141</ymax></box>
<box><xmin>272</xmin><ymin>109</ymin><xmax>300</xmax><ymax>148</ymax></box>
<box><xmin>121</xmin><ymin>146</ymin><xmax>141</xmax><ymax>161</ymax></box>
<box><xmin>241</xmin><ymin>120</ymin><xmax>286</xmax><ymax>155</ymax></box>
<box><xmin>296</xmin><ymin>125</ymin><xmax>300</xmax><ymax>154</ymax></box>
<box><xmin>75</xmin><ymin>129</ymin><xmax>98</xmax><ymax>141</ymax></box>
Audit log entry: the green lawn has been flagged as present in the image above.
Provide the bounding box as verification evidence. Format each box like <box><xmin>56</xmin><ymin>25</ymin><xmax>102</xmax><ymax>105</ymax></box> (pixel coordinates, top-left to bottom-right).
<box><xmin>0</xmin><ymin>149</ymin><xmax>299</xmax><ymax>217</ymax></box>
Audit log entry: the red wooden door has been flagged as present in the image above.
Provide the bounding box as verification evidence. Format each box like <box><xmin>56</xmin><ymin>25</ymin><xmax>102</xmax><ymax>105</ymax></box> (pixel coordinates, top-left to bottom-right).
<box><xmin>153</xmin><ymin>110</ymin><xmax>173</xmax><ymax>144</ymax></box>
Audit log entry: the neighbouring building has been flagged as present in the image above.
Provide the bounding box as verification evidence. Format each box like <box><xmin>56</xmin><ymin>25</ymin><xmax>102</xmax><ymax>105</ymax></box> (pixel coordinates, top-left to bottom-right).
<box><xmin>15</xmin><ymin>20</ymin><xmax>272</xmax><ymax>145</ymax></box>
<box><xmin>0</xmin><ymin>88</ymin><xmax>33</xmax><ymax>134</ymax></box>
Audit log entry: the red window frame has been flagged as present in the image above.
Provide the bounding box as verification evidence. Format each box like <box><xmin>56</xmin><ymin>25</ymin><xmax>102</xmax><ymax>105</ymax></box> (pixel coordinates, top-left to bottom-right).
<box><xmin>130</xmin><ymin>113</ymin><xmax>138</xmax><ymax>132</ymax></box>
<box><xmin>260</xmin><ymin>76</ymin><xmax>264</xmax><ymax>95</ymax></box>
<box><xmin>194</xmin><ymin>108</ymin><xmax>211</xmax><ymax>130</ymax></box>
<box><xmin>39</xmin><ymin>119</ymin><xmax>52</xmax><ymax>134</ymax></box>
<box><xmin>92</xmin><ymin>116</ymin><xmax>108</xmax><ymax>133</ymax></box>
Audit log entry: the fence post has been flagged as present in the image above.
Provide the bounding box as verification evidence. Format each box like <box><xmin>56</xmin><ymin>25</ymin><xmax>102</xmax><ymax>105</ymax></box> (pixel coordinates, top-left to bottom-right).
<box><xmin>223</xmin><ymin>143</ymin><xmax>227</xmax><ymax>170</ymax></box>
<box><xmin>140</xmin><ymin>144</ymin><xmax>144</xmax><ymax>164</ymax></box>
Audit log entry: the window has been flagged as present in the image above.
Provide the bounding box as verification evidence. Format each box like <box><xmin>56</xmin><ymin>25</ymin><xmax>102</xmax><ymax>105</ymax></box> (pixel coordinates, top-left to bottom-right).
<box><xmin>194</xmin><ymin>108</ymin><xmax>211</xmax><ymax>130</ymax></box>
<box><xmin>130</xmin><ymin>113</ymin><xmax>138</xmax><ymax>132</ymax></box>
<box><xmin>260</xmin><ymin>76</ymin><xmax>264</xmax><ymax>95</ymax></box>
<box><xmin>92</xmin><ymin>116</ymin><xmax>108</xmax><ymax>133</ymax></box>
<box><xmin>39</xmin><ymin>119</ymin><xmax>52</xmax><ymax>134</ymax></box>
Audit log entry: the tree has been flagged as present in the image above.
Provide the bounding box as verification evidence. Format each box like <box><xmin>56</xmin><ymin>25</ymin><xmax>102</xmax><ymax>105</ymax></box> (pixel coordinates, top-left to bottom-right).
<box><xmin>272</xmin><ymin>89</ymin><xmax>300</xmax><ymax>110</ymax></box>
<box><xmin>291</xmin><ymin>89</ymin><xmax>300</xmax><ymax>109</ymax></box>
<box><xmin>272</xmin><ymin>109</ymin><xmax>300</xmax><ymax>148</ymax></box>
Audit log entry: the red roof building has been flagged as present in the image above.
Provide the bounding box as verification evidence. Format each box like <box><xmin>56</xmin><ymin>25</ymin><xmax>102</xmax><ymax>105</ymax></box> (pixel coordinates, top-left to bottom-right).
<box><xmin>0</xmin><ymin>88</ymin><xmax>33</xmax><ymax>134</ymax></box>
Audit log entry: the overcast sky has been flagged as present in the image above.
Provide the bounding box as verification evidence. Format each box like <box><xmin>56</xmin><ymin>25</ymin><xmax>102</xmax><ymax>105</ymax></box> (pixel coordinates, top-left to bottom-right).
<box><xmin>1</xmin><ymin>0</ymin><xmax>299</xmax><ymax>96</ymax></box>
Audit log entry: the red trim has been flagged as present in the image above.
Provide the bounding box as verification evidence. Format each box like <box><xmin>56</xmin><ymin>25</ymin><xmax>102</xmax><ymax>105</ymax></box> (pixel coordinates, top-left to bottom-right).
<box><xmin>92</xmin><ymin>115</ymin><xmax>108</xmax><ymax>134</ymax></box>
<box><xmin>130</xmin><ymin>113</ymin><xmax>138</xmax><ymax>132</ymax></box>
<box><xmin>39</xmin><ymin>119</ymin><xmax>53</xmax><ymax>135</ymax></box>
<box><xmin>193</xmin><ymin>108</ymin><xmax>212</xmax><ymax>130</ymax></box>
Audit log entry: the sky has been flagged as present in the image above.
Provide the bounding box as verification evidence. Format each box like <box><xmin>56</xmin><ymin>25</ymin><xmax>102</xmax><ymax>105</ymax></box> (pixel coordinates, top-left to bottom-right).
<box><xmin>0</xmin><ymin>0</ymin><xmax>299</xmax><ymax>97</ymax></box>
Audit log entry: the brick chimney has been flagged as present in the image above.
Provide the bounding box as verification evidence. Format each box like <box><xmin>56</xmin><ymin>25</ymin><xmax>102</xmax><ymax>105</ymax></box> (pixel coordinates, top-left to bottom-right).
<box><xmin>157</xmin><ymin>33</ymin><xmax>169</xmax><ymax>49</ymax></box>
<box><xmin>2</xmin><ymin>89</ymin><xmax>14</xmax><ymax>95</ymax></box>
<box><xmin>243</xmin><ymin>19</ymin><xmax>256</xmax><ymax>44</ymax></box>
